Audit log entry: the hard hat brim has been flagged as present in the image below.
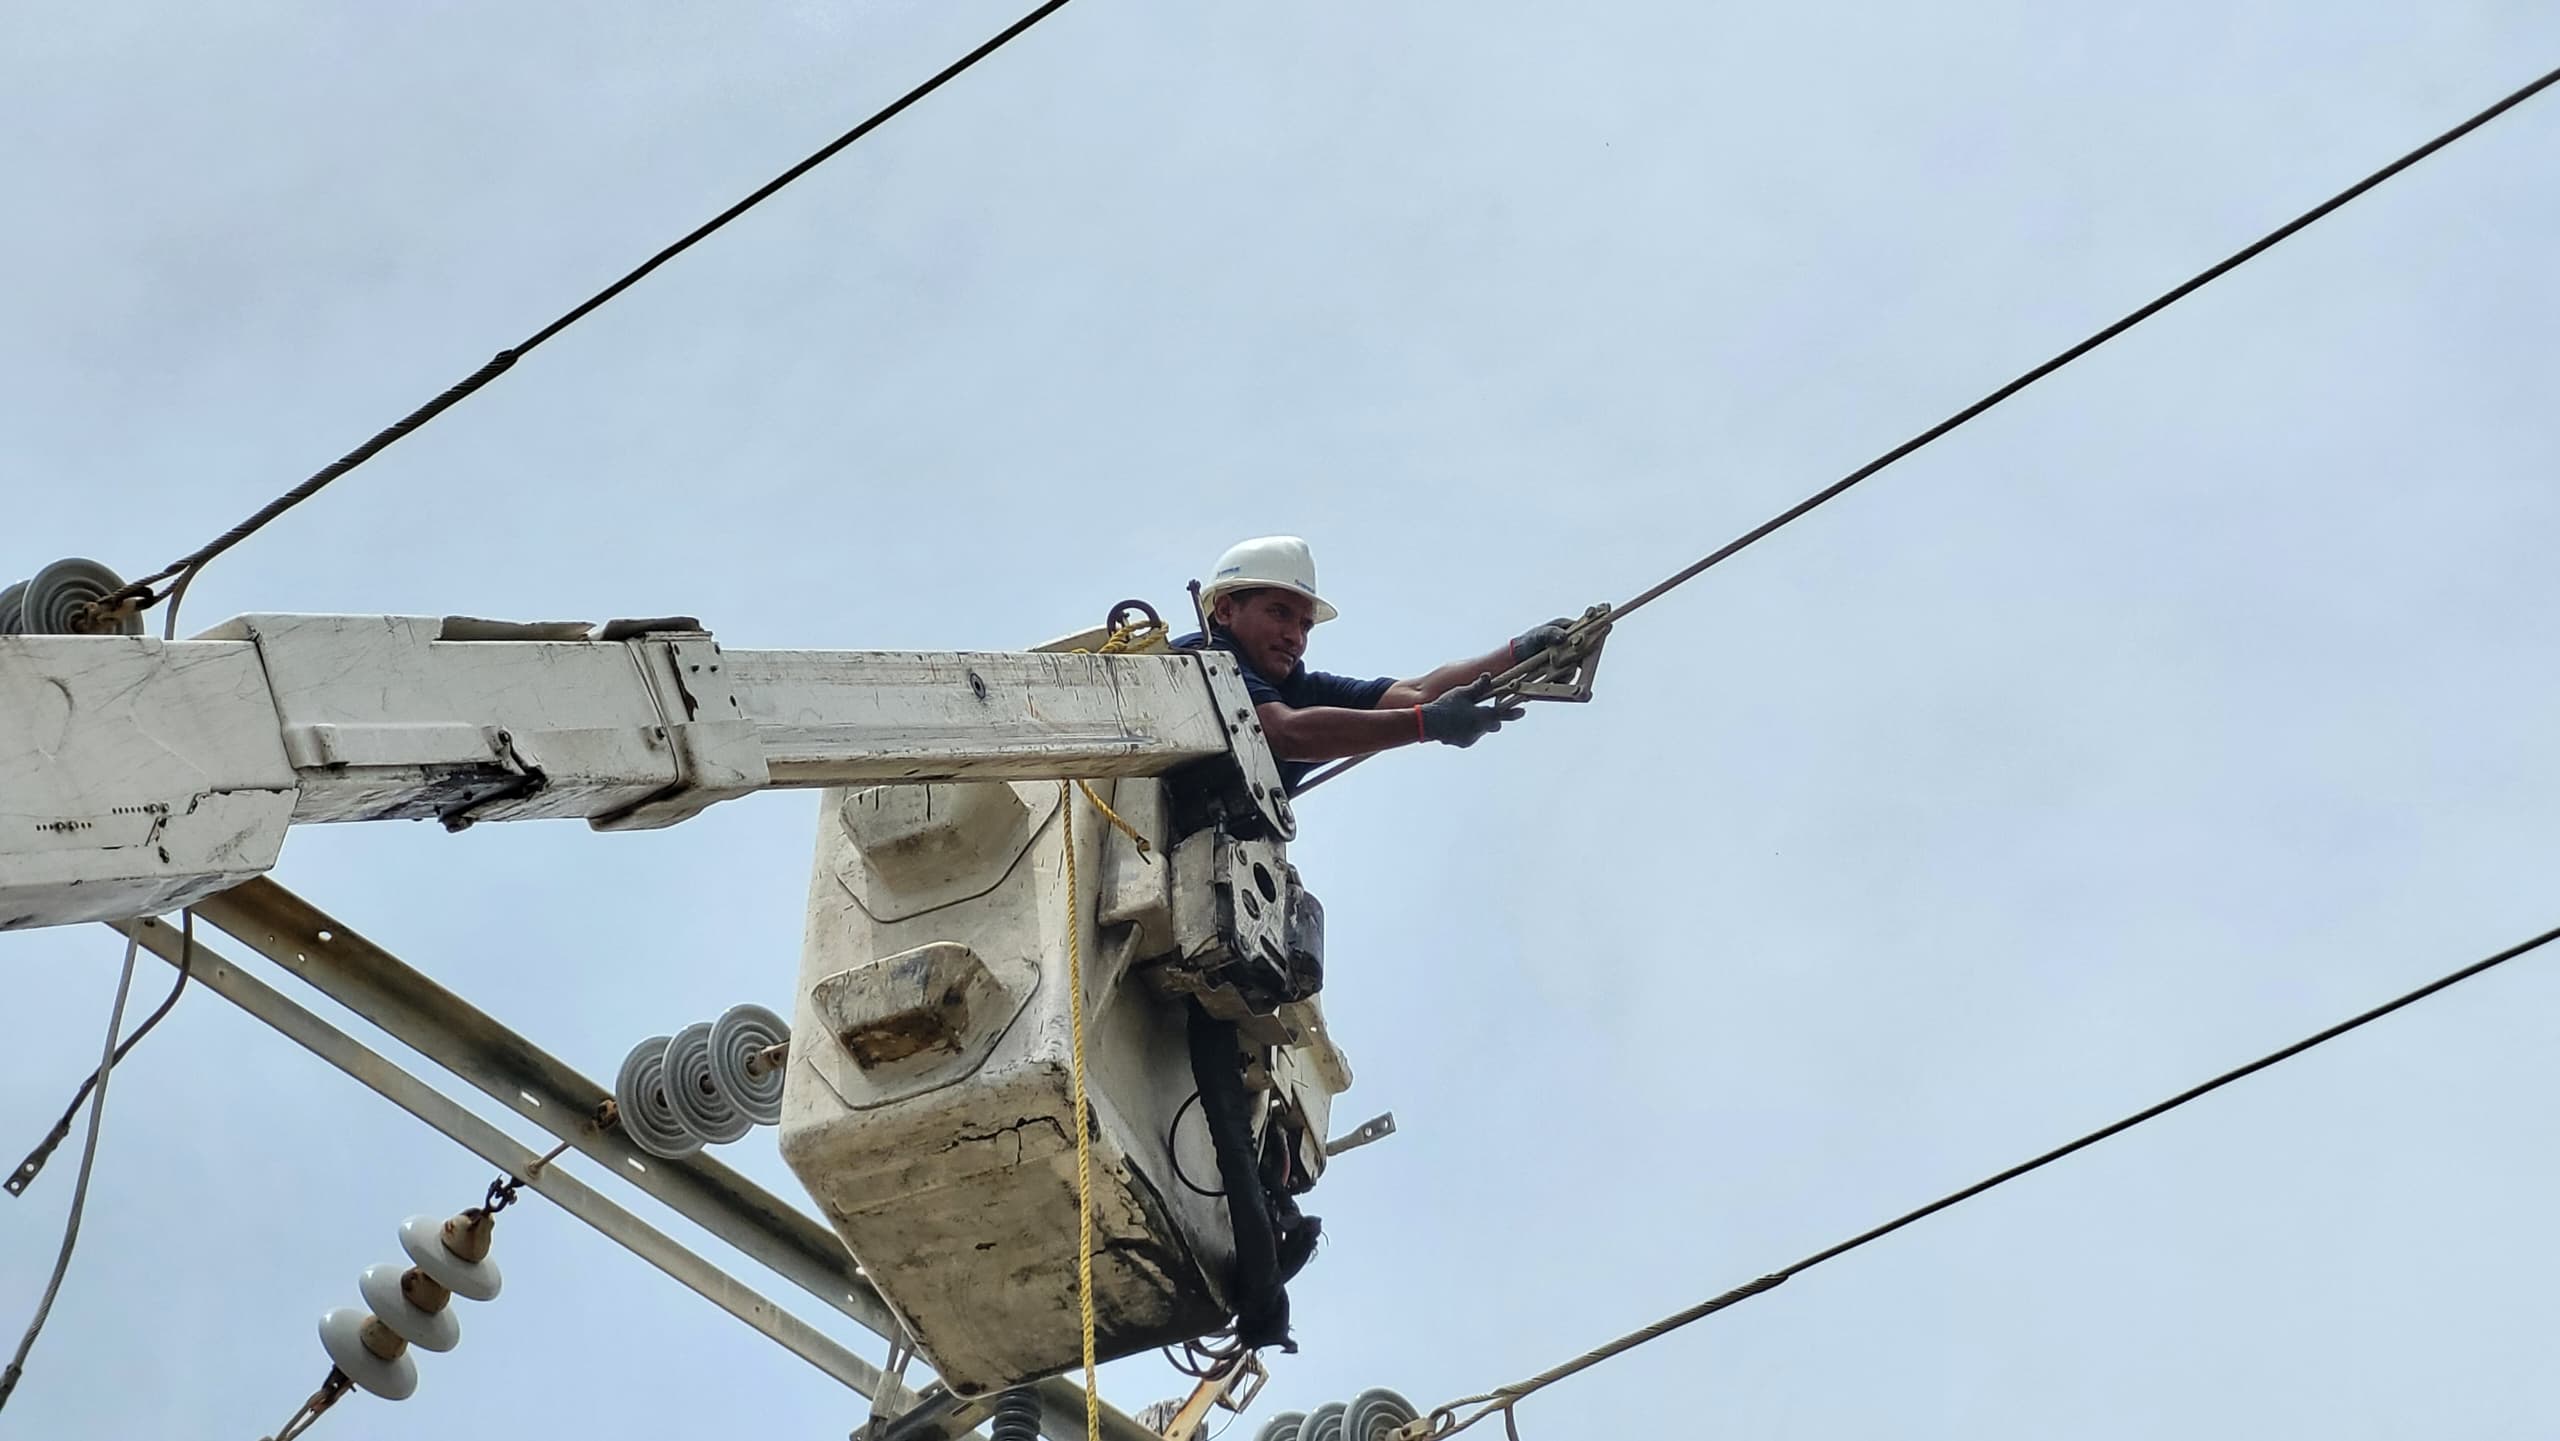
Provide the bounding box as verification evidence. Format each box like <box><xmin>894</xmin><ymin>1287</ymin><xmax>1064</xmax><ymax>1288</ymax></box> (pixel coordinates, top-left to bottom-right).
<box><xmin>1202</xmin><ymin>579</ymin><xmax>1338</xmax><ymax>625</ymax></box>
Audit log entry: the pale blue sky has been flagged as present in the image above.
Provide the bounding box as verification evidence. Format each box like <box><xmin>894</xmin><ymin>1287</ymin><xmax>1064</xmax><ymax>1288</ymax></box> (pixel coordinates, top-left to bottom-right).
<box><xmin>7</xmin><ymin>3</ymin><xmax>2560</xmax><ymax>1437</ymax></box>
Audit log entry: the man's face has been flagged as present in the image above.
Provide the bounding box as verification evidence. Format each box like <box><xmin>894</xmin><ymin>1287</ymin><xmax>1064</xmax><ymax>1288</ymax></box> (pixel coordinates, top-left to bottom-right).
<box><xmin>1215</xmin><ymin>587</ymin><xmax>1318</xmax><ymax>678</ymax></box>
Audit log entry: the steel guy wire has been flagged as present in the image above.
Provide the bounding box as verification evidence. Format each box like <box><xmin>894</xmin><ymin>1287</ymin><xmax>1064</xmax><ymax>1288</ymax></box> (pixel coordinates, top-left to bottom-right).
<box><xmin>1298</xmin><ymin>58</ymin><xmax>2560</xmax><ymax>796</ymax></box>
<box><xmin>0</xmin><ymin>929</ymin><xmax>147</xmax><ymax>1413</ymax></box>
<box><xmin>1400</xmin><ymin>917</ymin><xmax>2560</xmax><ymax>1440</ymax></box>
<box><xmin>101</xmin><ymin>0</ymin><xmax>1079</xmax><ymax>618</ymax></box>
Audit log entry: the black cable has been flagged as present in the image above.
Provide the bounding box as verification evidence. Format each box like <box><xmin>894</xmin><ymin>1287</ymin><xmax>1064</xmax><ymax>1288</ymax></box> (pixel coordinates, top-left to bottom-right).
<box><xmin>102</xmin><ymin>0</ymin><xmax>1079</xmax><ymax>614</ymax></box>
<box><xmin>1604</xmin><ymin>61</ymin><xmax>2560</xmax><ymax>631</ymax></box>
<box><xmin>7</xmin><ymin>913</ymin><xmax>194</xmax><ymax>1199</ymax></box>
<box><xmin>1420</xmin><ymin>917</ymin><xmax>2560</xmax><ymax>1432</ymax></box>
<box><xmin>0</xmin><ymin>929</ymin><xmax>146</xmax><ymax>1412</ymax></box>
<box><xmin>1297</xmin><ymin>59</ymin><xmax>2560</xmax><ymax>798</ymax></box>
<box><xmin>1167</xmin><ymin>1091</ymin><xmax>1226</xmax><ymax>1199</ymax></box>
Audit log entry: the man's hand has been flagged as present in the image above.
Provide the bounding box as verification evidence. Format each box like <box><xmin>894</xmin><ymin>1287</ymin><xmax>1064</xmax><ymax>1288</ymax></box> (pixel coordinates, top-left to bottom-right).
<box><xmin>1509</xmin><ymin>619</ymin><xmax>1574</xmax><ymax>665</ymax></box>
<box><xmin>1416</xmin><ymin>679</ymin><xmax>1526</xmax><ymax>749</ymax></box>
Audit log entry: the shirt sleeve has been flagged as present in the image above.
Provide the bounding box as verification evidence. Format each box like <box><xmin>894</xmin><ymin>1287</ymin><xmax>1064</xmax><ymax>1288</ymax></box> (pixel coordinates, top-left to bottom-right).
<box><xmin>1297</xmin><ymin>669</ymin><xmax>1395</xmax><ymax>710</ymax></box>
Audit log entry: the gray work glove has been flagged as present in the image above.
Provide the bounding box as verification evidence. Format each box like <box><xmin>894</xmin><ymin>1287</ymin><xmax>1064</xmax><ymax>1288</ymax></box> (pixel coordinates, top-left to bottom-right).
<box><xmin>1417</xmin><ymin>679</ymin><xmax>1526</xmax><ymax>749</ymax></box>
<box><xmin>1509</xmin><ymin>619</ymin><xmax>1574</xmax><ymax>665</ymax></box>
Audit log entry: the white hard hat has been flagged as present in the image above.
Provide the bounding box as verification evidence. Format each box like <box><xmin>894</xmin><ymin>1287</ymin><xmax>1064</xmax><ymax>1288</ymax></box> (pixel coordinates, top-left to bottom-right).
<box><xmin>1202</xmin><ymin>535</ymin><xmax>1337</xmax><ymax>624</ymax></box>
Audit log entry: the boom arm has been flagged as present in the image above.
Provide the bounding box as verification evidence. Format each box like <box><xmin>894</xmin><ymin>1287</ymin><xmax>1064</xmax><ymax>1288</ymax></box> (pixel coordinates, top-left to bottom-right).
<box><xmin>0</xmin><ymin>613</ymin><xmax>1289</xmax><ymax>930</ymax></box>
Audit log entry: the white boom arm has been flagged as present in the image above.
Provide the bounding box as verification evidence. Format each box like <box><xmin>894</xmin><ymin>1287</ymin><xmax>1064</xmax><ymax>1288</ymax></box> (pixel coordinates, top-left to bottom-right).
<box><xmin>0</xmin><ymin>613</ymin><xmax>1288</xmax><ymax>930</ymax></box>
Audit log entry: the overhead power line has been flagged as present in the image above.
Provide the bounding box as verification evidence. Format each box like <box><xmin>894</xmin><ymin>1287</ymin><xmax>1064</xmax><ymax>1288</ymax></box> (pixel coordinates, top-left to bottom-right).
<box><xmin>1598</xmin><ymin>59</ymin><xmax>2560</xmax><ymax>633</ymax></box>
<box><xmin>1401</xmin><ymin>917</ymin><xmax>2560</xmax><ymax>1440</ymax></box>
<box><xmin>103</xmin><ymin>0</ymin><xmax>1079</xmax><ymax>616</ymax></box>
<box><xmin>1300</xmin><ymin>58</ymin><xmax>2560</xmax><ymax>795</ymax></box>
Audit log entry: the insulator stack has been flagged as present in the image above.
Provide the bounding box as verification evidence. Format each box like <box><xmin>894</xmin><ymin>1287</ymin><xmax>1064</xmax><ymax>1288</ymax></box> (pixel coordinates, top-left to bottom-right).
<box><xmin>314</xmin><ymin>1207</ymin><xmax>505</xmax><ymax>1401</ymax></box>
<box><xmin>1343</xmin><ymin>1390</ymin><xmax>1420</xmax><ymax>1440</ymax></box>
<box><xmin>0</xmin><ymin>558</ymin><xmax>142</xmax><ymax>635</ymax></box>
<box><xmin>612</xmin><ymin>1003</ymin><xmax>790</xmax><ymax>1159</ymax></box>
<box><xmin>1257</xmin><ymin>1389</ymin><xmax>1417</xmax><ymax>1441</ymax></box>
<box><xmin>987</xmin><ymin>1386</ymin><xmax>1044</xmax><ymax>1441</ymax></box>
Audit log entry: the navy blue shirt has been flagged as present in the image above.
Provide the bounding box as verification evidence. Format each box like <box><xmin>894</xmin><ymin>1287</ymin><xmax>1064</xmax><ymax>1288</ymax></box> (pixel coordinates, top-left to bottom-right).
<box><xmin>1175</xmin><ymin>629</ymin><xmax>1394</xmax><ymax>792</ymax></box>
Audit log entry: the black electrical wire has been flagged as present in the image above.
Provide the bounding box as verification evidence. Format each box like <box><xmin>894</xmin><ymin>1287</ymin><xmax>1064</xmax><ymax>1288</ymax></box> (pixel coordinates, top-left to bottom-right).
<box><xmin>1167</xmin><ymin>1091</ymin><xmax>1226</xmax><ymax>1199</ymax></box>
<box><xmin>11</xmin><ymin>598</ymin><xmax>211</xmax><ymax>1199</ymax></box>
<box><xmin>102</xmin><ymin>0</ymin><xmax>1079</xmax><ymax>615</ymax></box>
<box><xmin>1409</xmin><ymin>917</ymin><xmax>2560</xmax><ymax>1437</ymax></box>
<box><xmin>7</xmin><ymin>915</ymin><xmax>194</xmax><ymax>1199</ymax></box>
<box><xmin>1297</xmin><ymin>58</ymin><xmax>2560</xmax><ymax>797</ymax></box>
<box><xmin>0</xmin><ymin>930</ymin><xmax>147</xmax><ymax>1412</ymax></box>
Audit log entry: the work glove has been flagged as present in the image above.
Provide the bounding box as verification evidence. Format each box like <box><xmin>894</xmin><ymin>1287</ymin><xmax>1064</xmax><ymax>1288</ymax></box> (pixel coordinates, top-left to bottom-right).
<box><xmin>1509</xmin><ymin>618</ymin><xmax>1574</xmax><ymax>665</ymax></box>
<box><xmin>1416</xmin><ymin>679</ymin><xmax>1526</xmax><ymax>749</ymax></box>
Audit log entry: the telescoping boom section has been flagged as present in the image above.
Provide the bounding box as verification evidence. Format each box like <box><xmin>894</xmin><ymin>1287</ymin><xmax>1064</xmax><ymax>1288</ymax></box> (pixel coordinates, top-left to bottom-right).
<box><xmin>0</xmin><ymin>612</ymin><xmax>1292</xmax><ymax>931</ymax></box>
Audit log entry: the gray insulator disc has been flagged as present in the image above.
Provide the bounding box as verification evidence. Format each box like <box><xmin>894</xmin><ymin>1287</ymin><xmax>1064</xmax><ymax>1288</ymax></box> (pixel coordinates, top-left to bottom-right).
<box><xmin>708</xmin><ymin>1003</ymin><xmax>788</xmax><ymax>1127</ymax></box>
<box><xmin>1344</xmin><ymin>1390</ymin><xmax>1420</xmax><ymax>1441</ymax></box>
<box><xmin>663</xmin><ymin>1021</ymin><xmax>751</xmax><ymax>1145</ymax></box>
<box><xmin>0</xmin><ymin>580</ymin><xmax>25</xmax><ymax>635</ymax></box>
<box><xmin>1255</xmin><ymin>1413</ymin><xmax>1307</xmax><ymax>1441</ymax></box>
<box><xmin>24</xmin><ymin>557</ymin><xmax>139</xmax><ymax>635</ymax></box>
<box><xmin>398</xmin><ymin>1214</ymin><xmax>503</xmax><ymax>1302</ymax></box>
<box><xmin>357</xmin><ymin>1262</ymin><xmax>461</xmax><ymax>1352</ymax></box>
<box><xmin>615</xmin><ymin>1033</ymin><xmax>703</xmax><ymax>1159</ymax></box>
<box><xmin>1304</xmin><ymin>1401</ymin><xmax>1349</xmax><ymax>1441</ymax></box>
<box><xmin>318</xmin><ymin>1307</ymin><xmax>420</xmax><ymax>1401</ymax></box>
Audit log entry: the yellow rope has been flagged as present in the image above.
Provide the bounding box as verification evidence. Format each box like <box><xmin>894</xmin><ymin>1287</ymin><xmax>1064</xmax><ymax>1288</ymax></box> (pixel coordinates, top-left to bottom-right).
<box><xmin>1040</xmin><ymin>607</ymin><xmax>1155</xmax><ymax>1436</ymax></box>
<box><xmin>1059</xmin><ymin>780</ymin><xmax>1100</xmax><ymax>1441</ymax></box>
<box><xmin>1092</xmin><ymin>618</ymin><xmax>1169</xmax><ymax>655</ymax></box>
<box><xmin>1076</xmin><ymin>780</ymin><xmax>1153</xmax><ymax>863</ymax></box>
<box><xmin>1070</xmin><ymin>616</ymin><xmax>1166</xmax><ymax>864</ymax></box>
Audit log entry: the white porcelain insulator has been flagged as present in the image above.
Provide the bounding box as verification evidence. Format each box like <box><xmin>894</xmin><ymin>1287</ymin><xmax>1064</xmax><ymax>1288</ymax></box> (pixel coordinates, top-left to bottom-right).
<box><xmin>614</xmin><ymin>1034</ymin><xmax>703</xmax><ymax>1159</ymax></box>
<box><xmin>708</xmin><ymin>1004</ymin><xmax>788</xmax><ymax>1126</ymax></box>
<box><xmin>358</xmin><ymin>1262</ymin><xmax>461</xmax><ymax>1352</ymax></box>
<box><xmin>399</xmin><ymin>1215</ymin><xmax>502</xmax><ymax>1302</ymax></box>
<box><xmin>318</xmin><ymin>1307</ymin><xmax>419</xmax><ymax>1401</ymax></box>
<box><xmin>663</xmin><ymin>1021</ymin><xmax>751</xmax><ymax>1145</ymax></box>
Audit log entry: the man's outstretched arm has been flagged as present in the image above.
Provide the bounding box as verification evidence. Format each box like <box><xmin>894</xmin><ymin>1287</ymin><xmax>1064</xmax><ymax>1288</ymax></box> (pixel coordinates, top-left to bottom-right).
<box><xmin>1259</xmin><ymin>681</ymin><xmax>1530</xmax><ymax>764</ymax></box>
<box><xmin>1376</xmin><ymin>621</ymin><xmax>1571</xmax><ymax>709</ymax></box>
<box><xmin>1257</xmin><ymin>703</ymin><xmax>1427</xmax><ymax>764</ymax></box>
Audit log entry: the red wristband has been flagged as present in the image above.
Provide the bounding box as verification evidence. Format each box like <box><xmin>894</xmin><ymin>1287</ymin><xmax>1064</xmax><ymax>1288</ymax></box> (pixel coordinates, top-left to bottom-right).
<box><xmin>1413</xmin><ymin>705</ymin><xmax>1427</xmax><ymax>742</ymax></box>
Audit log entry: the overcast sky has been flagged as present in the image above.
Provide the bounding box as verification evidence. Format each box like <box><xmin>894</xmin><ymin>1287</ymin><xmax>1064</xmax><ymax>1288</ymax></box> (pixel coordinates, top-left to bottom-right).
<box><xmin>7</xmin><ymin>2</ymin><xmax>2560</xmax><ymax>1437</ymax></box>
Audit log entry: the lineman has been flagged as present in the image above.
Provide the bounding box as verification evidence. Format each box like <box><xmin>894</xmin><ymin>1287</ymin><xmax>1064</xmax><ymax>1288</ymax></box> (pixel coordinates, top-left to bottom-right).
<box><xmin>1175</xmin><ymin>536</ymin><xmax>1569</xmax><ymax>794</ymax></box>
<box><xmin>1170</xmin><ymin>537</ymin><xmax>1568</xmax><ymax>1351</ymax></box>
